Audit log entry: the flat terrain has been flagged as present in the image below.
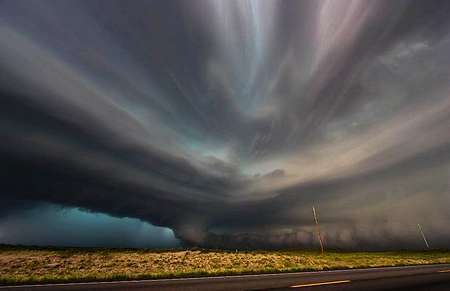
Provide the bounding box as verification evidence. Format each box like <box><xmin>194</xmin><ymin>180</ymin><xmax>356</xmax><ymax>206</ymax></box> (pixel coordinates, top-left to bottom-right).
<box><xmin>1</xmin><ymin>245</ymin><xmax>450</xmax><ymax>286</ymax></box>
<box><xmin>2</xmin><ymin>264</ymin><xmax>450</xmax><ymax>290</ymax></box>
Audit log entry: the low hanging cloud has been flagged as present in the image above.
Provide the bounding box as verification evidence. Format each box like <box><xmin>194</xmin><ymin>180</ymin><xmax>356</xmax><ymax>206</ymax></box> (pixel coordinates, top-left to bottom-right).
<box><xmin>0</xmin><ymin>203</ymin><xmax>180</xmax><ymax>248</ymax></box>
<box><xmin>1</xmin><ymin>0</ymin><xmax>450</xmax><ymax>249</ymax></box>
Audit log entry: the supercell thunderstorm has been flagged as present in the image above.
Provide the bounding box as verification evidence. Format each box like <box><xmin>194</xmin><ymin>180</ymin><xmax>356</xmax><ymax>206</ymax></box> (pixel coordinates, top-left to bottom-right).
<box><xmin>1</xmin><ymin>0</ymin><xmax>450</xmax><ymax>249</ymax></box>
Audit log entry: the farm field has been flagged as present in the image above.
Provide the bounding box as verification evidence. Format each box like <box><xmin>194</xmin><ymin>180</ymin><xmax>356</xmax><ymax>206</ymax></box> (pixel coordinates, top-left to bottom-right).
<box><xmin>1</xmin><ymin>245</ymin><xmax>450</xmax><ymax>285</ymax></box>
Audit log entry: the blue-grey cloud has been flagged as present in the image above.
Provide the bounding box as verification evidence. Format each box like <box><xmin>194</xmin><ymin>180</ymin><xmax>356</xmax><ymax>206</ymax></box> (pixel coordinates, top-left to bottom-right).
<box><xmin>0</xmin><ymin>203</ymin><xmax>179</xmax><ymax>248</ymax></box>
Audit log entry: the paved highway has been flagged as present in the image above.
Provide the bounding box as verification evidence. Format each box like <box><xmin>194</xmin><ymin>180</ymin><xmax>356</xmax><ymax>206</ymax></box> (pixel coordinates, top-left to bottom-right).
<box><xmin>1</xmin><ymin>264</ymin><xmax>450</xmax><ymax>290</ymax></box>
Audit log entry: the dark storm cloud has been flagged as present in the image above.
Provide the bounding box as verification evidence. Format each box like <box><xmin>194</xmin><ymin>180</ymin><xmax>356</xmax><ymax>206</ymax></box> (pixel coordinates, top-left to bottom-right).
<box><xmin>1</xmin><ymin>0</ymin><xmax>450</xmax><ymax>249</ymax></box>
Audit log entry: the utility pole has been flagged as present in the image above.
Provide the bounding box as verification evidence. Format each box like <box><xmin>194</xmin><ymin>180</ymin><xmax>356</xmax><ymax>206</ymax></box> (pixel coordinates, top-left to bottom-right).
<box><xmin>417</xmin><ymin>224</ymin><xmax>430</xmax><ymax>249</ymax></box>
<box><xmin>312</xmin><ymin>205</ymin><xmax>324</xmax><ymax>254</ymax></box>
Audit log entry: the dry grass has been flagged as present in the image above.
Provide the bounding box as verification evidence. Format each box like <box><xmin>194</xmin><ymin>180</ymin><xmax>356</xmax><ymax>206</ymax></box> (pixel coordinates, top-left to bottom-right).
<box><xmin>1</xmin><ymin>245</ymin><xmax>450</xmax><ymax>285</ymax></box>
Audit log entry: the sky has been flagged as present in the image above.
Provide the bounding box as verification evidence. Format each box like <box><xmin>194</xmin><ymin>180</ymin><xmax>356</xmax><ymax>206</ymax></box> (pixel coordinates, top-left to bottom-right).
<box><xmin>1</xmin><ymin>0</ymin><xmax>450</xmax><ymax>250</ymax></box>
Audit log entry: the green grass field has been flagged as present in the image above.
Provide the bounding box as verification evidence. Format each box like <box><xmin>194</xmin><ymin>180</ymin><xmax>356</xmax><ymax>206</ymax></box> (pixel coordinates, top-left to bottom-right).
<box><xmin>1</xmin><ymin>245</ymin><xmax>449</xmax><ymax>285</ymax></box>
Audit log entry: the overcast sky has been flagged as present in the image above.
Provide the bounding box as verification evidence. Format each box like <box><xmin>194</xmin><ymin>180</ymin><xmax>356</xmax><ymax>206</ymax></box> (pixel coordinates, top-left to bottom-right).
<box><xmin>1</xmin><ymin>0</ymin><xmax>450</xmax><ymax>249</ymax></box>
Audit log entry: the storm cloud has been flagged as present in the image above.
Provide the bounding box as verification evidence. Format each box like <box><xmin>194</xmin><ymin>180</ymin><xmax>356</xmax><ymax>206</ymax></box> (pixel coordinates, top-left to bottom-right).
<box><xmin>1</xmin><ymin>0</ymin><xmax>450</xmax><ymax>249</ymax></box>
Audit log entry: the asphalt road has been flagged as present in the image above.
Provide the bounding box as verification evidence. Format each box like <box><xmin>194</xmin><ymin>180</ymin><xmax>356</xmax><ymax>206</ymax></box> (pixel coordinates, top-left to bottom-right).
<box><xmin>2</xmin><ymin>264</ymin><xmax>450</xmax><ymax>291</ymax></box>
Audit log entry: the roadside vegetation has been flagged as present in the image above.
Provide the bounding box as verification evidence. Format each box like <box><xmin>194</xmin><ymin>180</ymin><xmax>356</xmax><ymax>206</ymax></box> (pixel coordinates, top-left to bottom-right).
<box><xmin>1</xmin><ymin>245</ymin><xmax>449</xmax><ymax>285</ymax></box>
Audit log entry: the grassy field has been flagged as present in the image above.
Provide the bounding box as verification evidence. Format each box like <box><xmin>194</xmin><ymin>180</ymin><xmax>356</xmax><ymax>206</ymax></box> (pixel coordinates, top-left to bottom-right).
<box><xmin>1</xmin><ymin>245</ymin><xmax>450</xmax><ymax>285</ymax></box>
